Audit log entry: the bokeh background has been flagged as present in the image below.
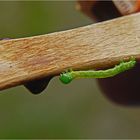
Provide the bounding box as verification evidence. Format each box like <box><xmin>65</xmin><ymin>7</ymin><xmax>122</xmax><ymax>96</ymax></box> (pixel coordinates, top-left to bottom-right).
<box><xmin>0</xmin><ymin>1</ymin><xmax>140</xmax><ymax>139</ymax></box>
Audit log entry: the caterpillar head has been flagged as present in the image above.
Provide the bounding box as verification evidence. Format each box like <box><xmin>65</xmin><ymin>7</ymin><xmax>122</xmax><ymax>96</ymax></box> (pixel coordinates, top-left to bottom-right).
<box><xmin>59</xmin><ymin>73</ymin><xmax>73</xmax><ymax>84</ymax></box>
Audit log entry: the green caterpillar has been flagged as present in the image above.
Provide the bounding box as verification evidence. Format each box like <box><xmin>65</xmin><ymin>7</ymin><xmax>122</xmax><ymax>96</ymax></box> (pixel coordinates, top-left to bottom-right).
<box><xmin>59</xmin><ymin>57</ymin><xmax>136</xmax><ymax>84</ymax></box>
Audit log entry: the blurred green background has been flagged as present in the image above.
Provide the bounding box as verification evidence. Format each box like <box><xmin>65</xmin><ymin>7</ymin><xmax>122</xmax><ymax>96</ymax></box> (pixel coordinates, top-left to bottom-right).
<box><xmin>0</xmin><ymin>1</ymin><xmax>140</xmax><ymax>139</ymax></box>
